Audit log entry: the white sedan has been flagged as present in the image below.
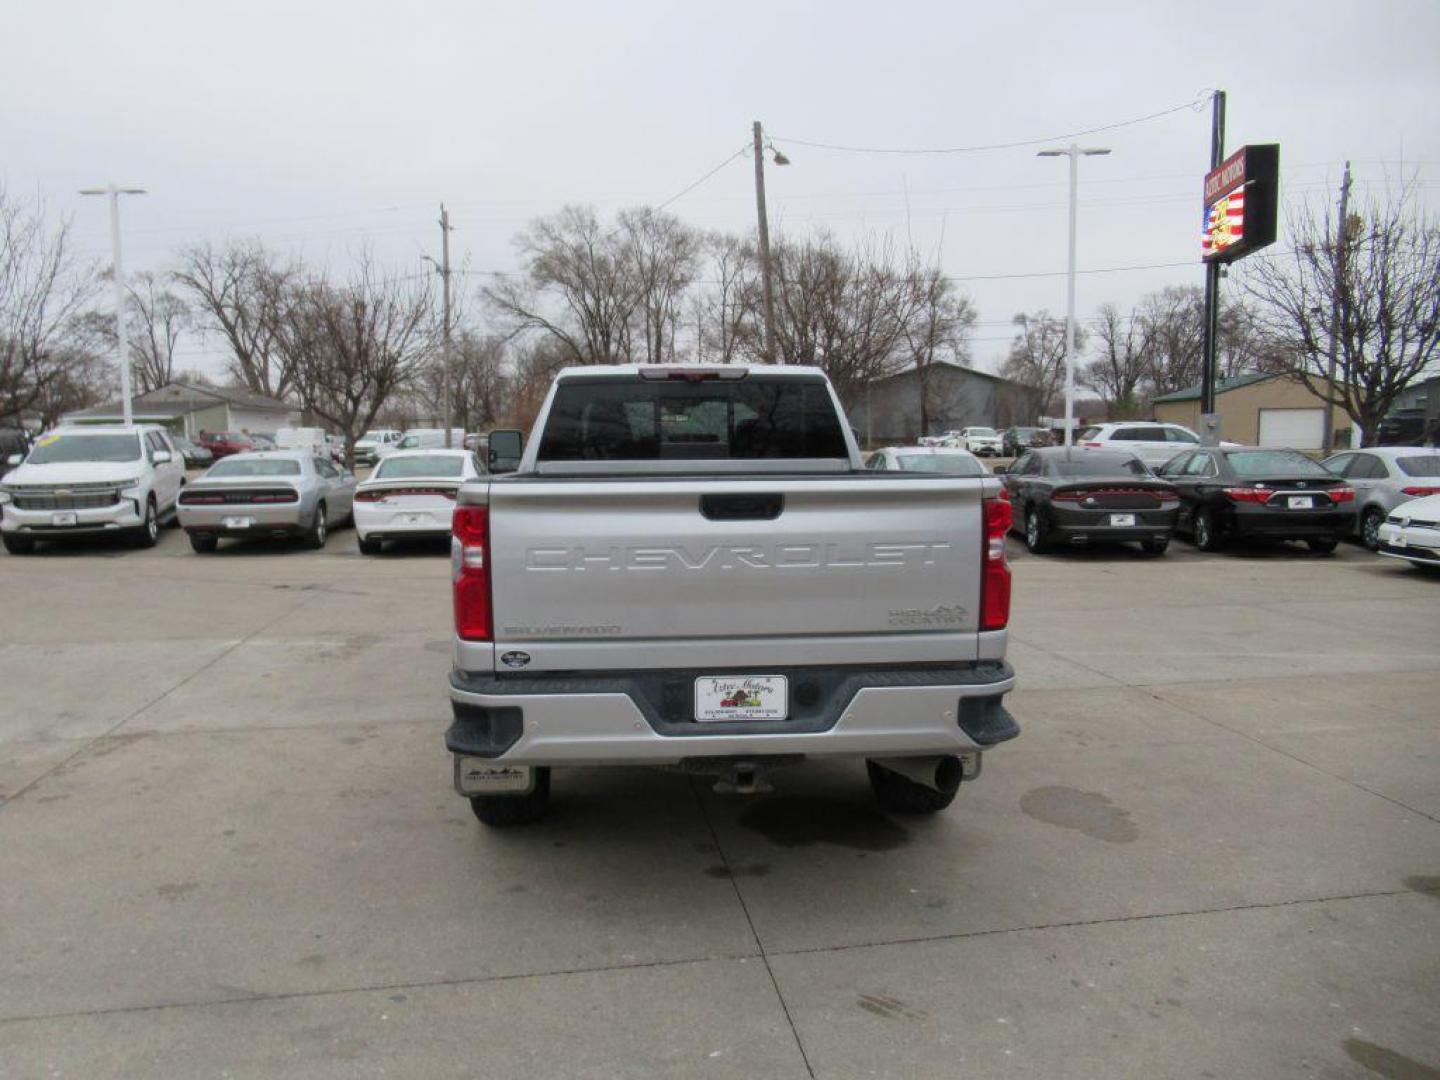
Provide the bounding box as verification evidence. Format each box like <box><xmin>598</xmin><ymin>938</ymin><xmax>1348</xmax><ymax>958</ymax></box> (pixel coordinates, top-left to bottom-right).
<box><xmin>1376</xmin><ymin>493</ymin><xmax>1440</xmax><ymax>571</ymax></box>
<box><xmin>866</xmin><ymin>446</ymin><xmax>988</xmax><ymax>476</ymax></box>
<box><xmin>352</xmin><ymin>449</ymin><xmax>481</xmax><ymax>554</ymax></box>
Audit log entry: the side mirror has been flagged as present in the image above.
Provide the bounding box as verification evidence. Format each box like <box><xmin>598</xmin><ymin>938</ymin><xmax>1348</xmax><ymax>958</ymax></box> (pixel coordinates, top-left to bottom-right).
<box><xmin>991</xmin><ymin>465</ymin><xmax>1008</xmax><ymax>475</ymax></box>
<box><xmin>151</xmin><ymin>450</ymin><xmax>172</xmax><ymax>465</ymax></box>
<box><xmin>487</xmin><ymin>429</ymin><xmax>524</xmax><ymax>474</ymax></box>
<box><xmin>5</xmin><ymin>453</ymin><xmax>20</xmax><ymax>467</ymax></box>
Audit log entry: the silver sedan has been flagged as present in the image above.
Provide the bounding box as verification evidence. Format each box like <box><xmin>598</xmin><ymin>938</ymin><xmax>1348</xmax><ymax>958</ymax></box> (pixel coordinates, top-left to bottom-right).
<box><xmin>177</xmin><ymin>451</ymin><xmax>356</xmax><ymax>553</ymax></box>
<box><xmin>1322</xmin><ymin>447</ymin><xmax>1440</xmax><ymax>549</ymax></box>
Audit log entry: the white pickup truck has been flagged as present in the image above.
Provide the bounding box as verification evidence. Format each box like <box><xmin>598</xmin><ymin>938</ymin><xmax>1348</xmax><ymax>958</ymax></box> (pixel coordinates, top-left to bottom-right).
<box><xmin>446</xmin><ymin>365</ymin><xmax>1018</xmax><ymax>825</ymax></box>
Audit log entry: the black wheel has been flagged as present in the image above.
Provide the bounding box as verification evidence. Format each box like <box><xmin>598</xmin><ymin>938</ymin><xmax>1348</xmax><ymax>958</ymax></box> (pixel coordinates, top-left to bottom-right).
<box><xmin>357</xmin><ymin>535</ymin><xmax>382</xmax><ymax>555</ymax></box>
<box><xmin>305</xmin><ymin>502</ymin><xmax>328</xmax><ymax>549</ymax></box>
<box><xmin>1307</xmin><ymin>538</ymin><xmax>1339</xmax><ymax>555</ymax></box>
<box><xmin>133</xmin><ymin>498</ymin><xmax>159</xmax><ymax>548</ymax></box>
<box><xmin>1141</xmin><ymin>536</ymin><xmax>1170</xmax><ymax>556</ymax></box>
<box><xmin>469</xmin><ymin>768</ymin><xmax>551</xmax><ymax>826</ymax></box>
<box><xmin>2</xmin><ymin>533</ymin><xmax>36</xmax><ymax>555</ymax></box>
<box><xmin>1360</xmin><ymin>507</ymin><xmax>1385</xmax><ymax>551</ymax></box>
<box><xmin>1193</xmin><ymin>508</ymin><xmax>1221</xmax><ymax>551</ymax></box>
<box><xmin>1024</xmin><ymin>506</ymin><xmax>1049</xmax><ymax>554</ymax></box>
<box><xmin>867</xmin><ymin>760</ymin><xmax>960</xmax><ymax>815</ymax></box>
<box><xmin>189</xmin><ymin>533</ymin><xmax>218</xmax><ymax>554</ymax></box>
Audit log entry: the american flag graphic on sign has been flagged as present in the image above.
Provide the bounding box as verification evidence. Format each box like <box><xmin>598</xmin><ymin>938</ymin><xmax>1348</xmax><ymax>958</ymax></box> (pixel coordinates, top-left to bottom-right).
<box><xmin>1202</xmin><ymin>190</ymin><xmax>1245</xmax><ymax>256</ymax></box>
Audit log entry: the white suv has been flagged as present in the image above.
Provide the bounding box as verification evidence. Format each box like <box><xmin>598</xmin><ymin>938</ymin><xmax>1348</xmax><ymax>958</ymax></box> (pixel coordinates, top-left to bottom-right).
<box><xmin>952</xmin><ymin>426</ymin><xmax>1004</xmax><ymax>456</ymax></box>
<box><xmin>0</xmin><ymin>425</ymin><xmax>185</xmax><ymax>554</ymax></box>
<box><xmin>1077</xmin><ymin>422</ymin><xmax>1205</xmax><ymax>469</ymax></box>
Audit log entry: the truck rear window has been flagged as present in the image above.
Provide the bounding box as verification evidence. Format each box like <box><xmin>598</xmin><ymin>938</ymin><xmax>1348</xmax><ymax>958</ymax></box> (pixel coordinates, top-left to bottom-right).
<box><xmin>536</xmin><ymin>378</ymin><xmax>849</xmax><ymax>461</ymax></box>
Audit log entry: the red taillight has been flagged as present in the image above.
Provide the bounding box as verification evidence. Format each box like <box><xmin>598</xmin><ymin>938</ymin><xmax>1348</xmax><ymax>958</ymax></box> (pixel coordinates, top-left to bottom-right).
<box><xmin>452</xmin><ymin>505</ymin><xmax>491</xmax><ymax>642</ymax></box>
<box><xmin>1402</xmin><ymin>486</ymin><xmax>1440</xmax><ymax>497</ymax></box>
<box><xmin>1222</xmin><ymin>487</ymin><xmax>1272</xmax><ymax>504</ymax></box>
<box><xmin>1327</xmin><ymin>486</ymin><xmax>1355</xmax><ymax>504</ymax></box>
<box><xmin>179</xmin><ymin>492</ymin><xmax>224</xmax><ymax>505</ymax></box>
<box><xmin>354</xmin><ymin>489</ymin><xmax>383</xmax><ymax>502</ymax></box>
<box><xmin>357</xmin><ymin>486</ymin><xmax>458</xmax><ymax>502</ymax></box>
<box><xmin>249</xmin><ymin>491</ymin><xmax>299</xmax><ymax>504</ymax></box>
<box><xmin>980</xmin><ymin>492</ymin><xmax>1012</xmax><ymax>631</ymax></box>
<box><xmin>1050</xmin><ymin>489</ymin><xmax>1083</xmax><ymax>502</ymax></box>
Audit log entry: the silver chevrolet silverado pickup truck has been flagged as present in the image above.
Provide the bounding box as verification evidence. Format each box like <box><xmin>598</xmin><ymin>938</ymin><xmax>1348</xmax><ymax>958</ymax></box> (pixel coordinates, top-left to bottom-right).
<box><xmin>446</xmin><ymin>364</ymin><xmax>1018</xmax><ymax>826</ymax></box>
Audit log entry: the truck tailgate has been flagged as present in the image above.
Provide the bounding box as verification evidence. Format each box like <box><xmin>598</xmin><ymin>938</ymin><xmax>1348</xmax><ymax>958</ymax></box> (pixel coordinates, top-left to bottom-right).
<box><xmin>487</xmin><ymin>476</ymin><xmax>986</xmax><ymax>672</ymax></box>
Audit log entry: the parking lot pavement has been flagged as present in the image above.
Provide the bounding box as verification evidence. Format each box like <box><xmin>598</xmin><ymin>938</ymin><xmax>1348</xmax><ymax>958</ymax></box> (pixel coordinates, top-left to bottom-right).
<box><xmin>1</xmin><ymin>528</ymin><xmax>1437</xmax><ymax>1078</ymax></box>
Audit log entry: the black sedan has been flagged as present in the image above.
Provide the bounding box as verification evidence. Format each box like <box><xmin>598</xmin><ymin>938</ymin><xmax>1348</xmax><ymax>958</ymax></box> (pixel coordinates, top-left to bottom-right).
<box><xmin>998</xmin><ymin>447</ymin><xmax>1179</xmax><ymax>554</ymax></box>
<box><xmin>1156</xmin><ymin>447</ymin><xmax>1355</xmax><ymax>553</ymax></box>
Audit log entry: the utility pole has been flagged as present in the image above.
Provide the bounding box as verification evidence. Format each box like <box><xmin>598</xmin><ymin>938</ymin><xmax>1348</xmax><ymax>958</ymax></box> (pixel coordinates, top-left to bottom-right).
<box><xmin>1199</xmin><ymin>90</ymin><xmax>1227</xmax><ymax>436</ymax></box>
<box><xmin>425</xmin><ymin>206</ymin><xmax>455</xmax><ymax>447</ymax></box>
<box><xmin>79</xmin><ymin>185</ymin><xmax>146</xmax><ymax>425</ymax></box>
<box><xmin>1037</xmin><ymin>144</ymin><xmax>1110</xmax><ymax>447</ymax></box>
<box><xmin>1321</xmin><ymin>162</ymin><xmax>1352</xmax><ymax>455</ymax></box>
<box><xmin>752</xmin><ymin>120</ymin><xmax>779</xmax><ymax>364</ymax></box>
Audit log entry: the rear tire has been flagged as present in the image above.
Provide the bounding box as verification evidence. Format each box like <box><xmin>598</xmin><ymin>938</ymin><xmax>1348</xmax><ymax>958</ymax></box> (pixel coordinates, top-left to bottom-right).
<box><xmin>2</xmin><ymin>533</ymin><xmax>36</xmax><ymax>555</ymax></box>
<box><xmin>1141</xmin><ymin>537</ymin><xmax>1170</xmax><ymax>556</ymax></box>
<box><xmin>188</xmin><ymin>534</ymin><xmax>218</xmax><ymax>554</ymax></box>
<box><xmin>1024</xmin><ymin>506</ymin><xmax>1049</xmax><ymax>554</ymax></box>
<box><xmin>1361</xmin><ymin>507</ymin><xmax>1385</xmax><ymax>551</ymax></box>
<box><xmin>469</xmin><ymin>768</ymin><xmax>551</xmax><ymax>827</ymax></box>
<box><xmin>867</xmin><ymin>760</ymin><xmax>960</xmax><ymax>815</ymax></box>
<box><xmin>1307</xmin><ymin>538</ymin><xmax>1339</xmax><ymax>555</ymax></box>
<box><xmin>1193</xmin><ymin>508</ymin><xmax>1221</xmax><ymax>552</ymax></box>
<box><xmin>357</xmin><ymin>536</ymin><xmax>382</xmax><ymax>555</ymax></box>
<box><xmin>305</xmin><ymin>502</ymin><xmax>328</xmax><ymax>550</ymax></box>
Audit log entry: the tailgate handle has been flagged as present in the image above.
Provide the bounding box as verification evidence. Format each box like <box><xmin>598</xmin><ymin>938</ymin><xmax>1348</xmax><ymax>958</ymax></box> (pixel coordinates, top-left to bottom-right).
<box><xmin>700</xmin><ymin>493</ymin><xmax>784</xmax><ymax>521</ymax></box>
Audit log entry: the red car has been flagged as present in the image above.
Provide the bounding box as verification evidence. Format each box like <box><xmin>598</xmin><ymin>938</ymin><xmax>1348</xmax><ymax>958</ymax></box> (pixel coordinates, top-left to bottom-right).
<box><xmin>195</xmin><ymin>431</ymin><xmax>256</xmax><ymax>460</ymax></box>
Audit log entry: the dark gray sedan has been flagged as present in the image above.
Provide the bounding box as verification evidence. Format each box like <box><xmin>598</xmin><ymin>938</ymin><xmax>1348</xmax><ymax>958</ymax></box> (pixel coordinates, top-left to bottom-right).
<box><xmin>177</xmin><ymin>451</ymin><xmax>355</xmax><ymax>553</ymax></box>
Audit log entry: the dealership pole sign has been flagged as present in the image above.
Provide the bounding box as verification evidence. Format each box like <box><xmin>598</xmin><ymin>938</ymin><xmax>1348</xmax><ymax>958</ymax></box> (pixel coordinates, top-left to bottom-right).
<box><xmin>1201</xmin><ymin>144</ymin><xmax>1279</xmax><ymax>263</ymax></box>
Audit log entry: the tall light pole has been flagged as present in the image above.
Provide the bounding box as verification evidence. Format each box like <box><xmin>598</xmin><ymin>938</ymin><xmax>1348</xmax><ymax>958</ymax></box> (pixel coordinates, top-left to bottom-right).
<box><xmin>752</xmin><ymin>121</ymin><xmax>789</xmax><ymax>363</ymax></box>
<box><xmin>1037</xmin><ymin>145</ymin><xmax>1109</xmax><ymax>447</ymax></box>
<box><xmin>423</xmin><ymin>204</ymin><xmax>454</xmax><ymax>447</ymax></box>
<box><xmin>80</xmin><ymin>185</ymin><xmax>146</xmax><ymax>425</ymax></box>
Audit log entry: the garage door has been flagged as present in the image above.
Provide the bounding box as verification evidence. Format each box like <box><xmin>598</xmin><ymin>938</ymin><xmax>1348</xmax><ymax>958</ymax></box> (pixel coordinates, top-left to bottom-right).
<box><xmin>1258</xmin><ymin>408</ymin><xmax>1325</xmax><ymax>449</ymax></box>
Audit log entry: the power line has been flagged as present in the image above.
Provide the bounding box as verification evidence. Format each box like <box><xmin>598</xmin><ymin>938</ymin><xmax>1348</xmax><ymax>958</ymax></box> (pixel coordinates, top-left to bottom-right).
<box><xmin>771</xmin><ymin>93</ymin><xmax>1212</xmax><ymax>155</ymax></box>
<box><xmin>654</xmin><ymin>145</ymin><xmax>751</xmax><ymax>211</ymax></box>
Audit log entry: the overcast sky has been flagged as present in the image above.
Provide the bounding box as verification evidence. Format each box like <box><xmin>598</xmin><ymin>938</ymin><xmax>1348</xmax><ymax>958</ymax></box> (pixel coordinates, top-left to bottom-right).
<box><xmin>4</xmin><ymin>0</ymin><xmax>1437</xmax><ymax>378</ymax></box>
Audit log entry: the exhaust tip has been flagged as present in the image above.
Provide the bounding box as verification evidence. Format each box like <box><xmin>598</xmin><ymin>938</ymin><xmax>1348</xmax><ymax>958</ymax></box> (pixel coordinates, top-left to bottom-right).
<box><xmin>933</xmin><ymin>756</ymin><xmax>962</xmax><ymax>795</ymax></box>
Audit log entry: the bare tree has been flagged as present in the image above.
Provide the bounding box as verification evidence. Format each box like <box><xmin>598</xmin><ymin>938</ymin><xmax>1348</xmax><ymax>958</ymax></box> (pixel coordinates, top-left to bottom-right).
<box><xmin>619</xmin><ymin>207</ymin><xmax>699</xmax><ymax>363</ymax></box>
<box><xmin>902</xmin><ymin>260</ymin><xmax>977</xmax><ymax>436</ymax></box>
<box><xmin>175</xmin><ymin>240</ymin><xmax>296</xmax><ymax>399</ymax></box>
<box><xmin>697</xmin><ymin>232</ymin><xmax>758</xmax><ymax>364</ymax></box>
<box><xmin>0</xmin><ymin>189</ymin><xmax>101</xmax><ymax>423</ymax></box>
<box><xmin>1243</xmin><ymin>186</ymin><xmax>1440</xmax><ymax>444</ymax></box>
<box><xmin>1001</xmin><ymin>310</ymin><xmax>1079</xmax><ymax>416</ymax></box>
<box><xmin>283</xmin><ymin>257</ymin><xmax>436</xmax><ymax>467</ymax></box>
<box><xmin>80</xmin><ymin>270</ymin><xmax>189</xmax><ymax>393</ymax></box>
<box><xmin>1084</xmin><ymin>303</ymin><xmax>1147</xmax><ymax>418</ymax></box>
<box><xmin>484</xmin><ymin>205</ymin><xmax>638</xmax><ymax>364</ymax></box>
<box><xmin>770</xmin><ymin>232</ymin><xmax>922</xmax><ymax>406</ymax></box>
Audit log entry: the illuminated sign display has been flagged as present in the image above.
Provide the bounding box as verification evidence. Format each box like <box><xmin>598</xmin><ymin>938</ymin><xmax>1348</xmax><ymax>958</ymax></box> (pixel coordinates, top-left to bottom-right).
<box><xmin>1201</xmin><ymin>144</ymin><xmax>1279</xmax><ymax>264</ymax></box>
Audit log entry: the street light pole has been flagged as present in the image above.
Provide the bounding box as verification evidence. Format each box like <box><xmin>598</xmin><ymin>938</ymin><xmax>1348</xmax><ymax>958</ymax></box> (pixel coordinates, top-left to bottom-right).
<box><xmin>424</xmin><ymin>205</ymin><xmax>454</xmax><ymax>447</ymax></box>
<box><xmin>752</xmin><ymin>121</ymin><xmax>789</xmax><ymax>364</ymax></box>
<box><xmin>79</xmin><ymin>185</ymin><xmax>146</xmax><ymax>426</ymax></box>
<box><xmin>1037</xmin><ymin>145</ymin><xmax>1109</xmax><ymax>448</ymax></box>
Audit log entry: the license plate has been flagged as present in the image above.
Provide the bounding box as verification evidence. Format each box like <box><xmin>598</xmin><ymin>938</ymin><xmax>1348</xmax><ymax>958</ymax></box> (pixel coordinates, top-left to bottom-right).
<box><xmin>51</xmin><ymin>512</ymin><xmax>77</xmax><ymax>526</ymax></box>
<box><xmin>223</xmin><ymin>515</ymin><xmax>256</xmax><ymax>529</ymax></box>
<box><xmin>454</xmin><ymin>758</ymin><xmax>534</xmax><ymax>795</ymax></box>
<box><xmin>402</xmin><ymin>513</ymin><xmax>428</xmax><ymax>525</ymax></box>
<box><xmin>695</xmin><ymin>675</ymin><xmax>788</xmax><ymax>721</ymax></box>
<box><xmin>1288</xmin><ymin>496</ymin><xmax>1314</xmax><ymax>509</ymax></box>
<box><xmin>1109</xmin><ymin>513</ymin><xmax>1136</xmax><ymax>527</ymax></box>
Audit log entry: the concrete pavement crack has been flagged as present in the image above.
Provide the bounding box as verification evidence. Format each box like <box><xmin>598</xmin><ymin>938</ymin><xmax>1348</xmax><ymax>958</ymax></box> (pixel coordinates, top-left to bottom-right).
<box><xmin>690</xmin><ymin>777</ymin><xmax>816</xmax><ymax>1079</ymax></box>
<box><xmin>0</xmin><ymin>592</ymin><xmax>319</xmax><ymax>814</ymax></box>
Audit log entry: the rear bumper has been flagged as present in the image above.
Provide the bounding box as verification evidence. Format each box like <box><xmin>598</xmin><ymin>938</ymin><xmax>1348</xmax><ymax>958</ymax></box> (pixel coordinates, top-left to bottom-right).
<box><xmin>353</xmin><ymin>502</ymin><xmax>455</xmax><ymax>540</ymax></box>
<box><xmin>1225</xmin><ymin>506</ymin><xmax>1353</xmax><ymax>539</ymax></box>
<box><xmin>447</xmin><ymin>661</ymin><xmax>1017</xmax><ymax>766</ymax></box>
<box><xmin>1045</xmin><ymin>506</ymin><xmax>1176</xmax><ymax>543</ymax></box>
